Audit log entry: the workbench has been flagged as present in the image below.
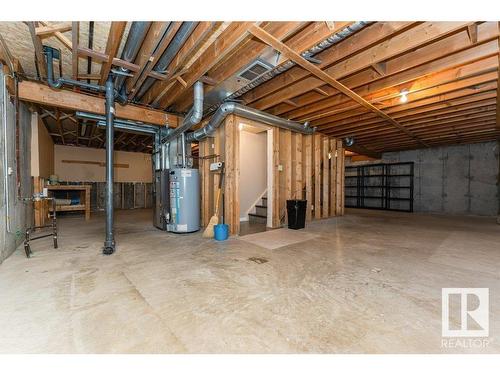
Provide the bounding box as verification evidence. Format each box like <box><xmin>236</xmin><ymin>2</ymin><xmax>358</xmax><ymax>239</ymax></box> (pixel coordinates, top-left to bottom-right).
<box><xmin>46</xmin><ymin>185</ymin><xmax>92</xmax><ymax>221</ymax></box>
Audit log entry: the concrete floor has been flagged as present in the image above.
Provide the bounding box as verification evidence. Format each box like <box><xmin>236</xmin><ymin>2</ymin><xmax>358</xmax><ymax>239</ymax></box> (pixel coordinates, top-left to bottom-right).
<box><xmin>0</xmin><ymin>208</ymin><xmax>499</xmax><ymax>353</ymax></box>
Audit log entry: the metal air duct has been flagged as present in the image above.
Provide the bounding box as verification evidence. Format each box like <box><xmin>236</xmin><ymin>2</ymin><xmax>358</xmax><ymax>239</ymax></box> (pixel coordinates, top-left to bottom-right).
<box><xmin>186</xmin><ymin>102</ymin><xmax>314</xmax><ymax>142</ymax></box>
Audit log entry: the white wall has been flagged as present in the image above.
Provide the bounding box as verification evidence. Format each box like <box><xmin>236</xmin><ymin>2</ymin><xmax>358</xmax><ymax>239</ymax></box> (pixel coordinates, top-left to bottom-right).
<box><xmin>239</xmin><ymin>130</ymin><xmax>267</xmax><ymax>220</ymax></box>
<box><xmin>54</xmin><ymin>145</ymin><xmax>152</xmax><ymax>183</ymax></box>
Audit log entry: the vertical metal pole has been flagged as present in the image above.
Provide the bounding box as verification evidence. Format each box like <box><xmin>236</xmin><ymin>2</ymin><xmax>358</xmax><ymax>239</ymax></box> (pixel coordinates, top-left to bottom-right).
<box><xmin>103</xmin><ymin>75</ymin><xmax>115</xmax><ymax>255</ymax></box>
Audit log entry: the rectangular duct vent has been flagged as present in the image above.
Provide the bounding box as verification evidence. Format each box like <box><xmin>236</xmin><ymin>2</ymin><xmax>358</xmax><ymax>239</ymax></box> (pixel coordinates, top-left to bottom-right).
<box><xmin>237</xmin><ymin>60</ymin><xmax>273</xmax><ymax>81</ymax></box>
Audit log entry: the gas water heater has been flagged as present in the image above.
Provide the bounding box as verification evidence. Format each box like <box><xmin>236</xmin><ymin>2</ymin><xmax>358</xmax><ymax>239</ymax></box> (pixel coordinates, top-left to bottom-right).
<box><xmin>153</xmin><ymin>135</ymin><xmax>200</xmax><ymax>233</ymax></box>
<box><xmin>166</xmin><ymin>168</ymin><xmax>200</xmax><ymax>233</ymax></box>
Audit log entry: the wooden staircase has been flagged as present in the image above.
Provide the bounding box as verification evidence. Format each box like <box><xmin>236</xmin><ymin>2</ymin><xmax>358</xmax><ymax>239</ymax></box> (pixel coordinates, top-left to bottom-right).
<box><xmin>248</xmin><ymin>196</ymin><xmax>267</xmax><ymax>224</ymax></box>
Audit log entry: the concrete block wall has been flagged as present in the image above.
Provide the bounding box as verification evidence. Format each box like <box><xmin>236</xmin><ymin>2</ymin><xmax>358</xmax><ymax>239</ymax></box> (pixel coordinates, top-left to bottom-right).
<box><xmin>1</xmin><ymin>68</ymin><xmax>33</xmax><ymax>263</ymax></box>
<box><xmin>382</xmin><ymin>141</ymin><xmax>499</xmax><ymax>216</ymax></box>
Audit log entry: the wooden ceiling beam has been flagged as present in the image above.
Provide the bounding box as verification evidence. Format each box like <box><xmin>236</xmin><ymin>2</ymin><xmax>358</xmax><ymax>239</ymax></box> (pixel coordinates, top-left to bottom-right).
<box><xmin>127</xmin><ymin>21</ymin><xmax>183</xmax><ymax>100</ymax></box>
<box><xmin>248</xmin><ymin>23</ymin><xmax>429</xmax><ymax>147</ymax></box>
<box><xmin>77</xmin><ymin>46</ymin><xmax>140</xmax><ymax>72</ymax></box>
<box><xmin>154</xmin><ymin>21</ymin><xmax>257</xmax><ymax>109</ymax></box>
<box><xmin>99</xmin><ymin>22</ymin><xmax>127</xmax><ymax>85</ymax></box>
<box><xmin>281</xmin><ymin>42</ymin><xmax>499</xmax><ymax>121</ymax></box>
<box><xmin>356</xmin><ymin>120</ymin><xmax>498</xmax><ymax>147</ymax></box>
<box><xmin>172</xmin><ymin>21</ymin><xmax>307</xmax><ymax>111</ymax></box>
<box><xmin>27</xmin><ymin>22</ymin><xmax>47</xmax><ymax>79</ymax></box>
<box><xmin>138</xmin><ymin>22</ymin><xmax>219</xmax><ymax>105</ymax></box>
<box><xmin>124</xmin><ymin>22</ymin><xmax>169</xmax><ymax>96</ymax></box>
<box><xmin>313</xmin><ymin>72</ymin><xmax>498</xmax><ymax>130</ymax></box>
<box><xmin>325</xmin><ymin>96</ymin><xmax>497</xmax><ymax>134</ymax></box>
<box><xmin>38</xmin><ymin>21</ymin><xmax>72</xmax><ymax>50</ymax></box>
<box><xmin>252</xmin><ymin>22</ymin><xmax>490</xmax><ymax>111</ymax></box>
<box><xmin>242</xmin><ymin>21</ymin><xmax>416</xmax><ymax>104</ymax></box>
<box><xmin>36</xmin><ymin>23</ymin><xmax>72</xmax><ymax>36</ymax></box>
<box><xmin>71</xmin><ymin>22</ymin><xmax>79</xmax><ymax>80</ymax></box>
<box><xmin>16</xmin><ymin>80</ymin><xmax>178</xmax><ymax>126</ymax></box>
<box><xmin>496</xmin><ymin>22</ymin><xmax>500</xmax><ymax>130</ymax></box>
<box><xmin>332</xmin><ymin>114</ymin><xmax>498</xmax><ymax>141</ymax></box>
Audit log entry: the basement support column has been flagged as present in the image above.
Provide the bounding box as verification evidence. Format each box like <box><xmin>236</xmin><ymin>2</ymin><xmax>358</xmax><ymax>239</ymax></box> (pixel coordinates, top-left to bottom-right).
<box><xmin>103</xmin><ymin>75</ymin><xmax>115</xmax><ymax>254</ymax></box>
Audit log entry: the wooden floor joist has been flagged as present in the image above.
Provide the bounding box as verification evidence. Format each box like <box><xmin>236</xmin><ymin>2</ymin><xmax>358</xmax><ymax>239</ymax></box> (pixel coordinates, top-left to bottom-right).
<box><xmin>247</xmin><ymin>24</ymin><xmax>430</xmax><ymax>147</ymax></box>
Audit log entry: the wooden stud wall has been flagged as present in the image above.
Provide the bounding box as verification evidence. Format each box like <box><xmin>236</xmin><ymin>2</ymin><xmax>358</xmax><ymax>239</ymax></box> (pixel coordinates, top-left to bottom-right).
<box><xmin>198</xmin><ymin>118</ymin><xmax>345</xmax><ymax>236</ymax></box>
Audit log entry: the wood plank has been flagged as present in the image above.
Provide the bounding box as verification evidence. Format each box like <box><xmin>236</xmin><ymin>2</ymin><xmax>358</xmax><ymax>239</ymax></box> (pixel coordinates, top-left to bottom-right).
<box><xmin>337</xmin><ymin>140</ymin><xmax>344</xmax><ymax>215</ymax></box>
<box><xmin>71</xmin><ymin>22</ymin><xmax>79</xmax><ymax>80</ymax></box>
<box><xmin>127</xmin><ymin>22</ymin><xmax>182</xmax><ymax>100</ymax></box>
<box><xmin>213</xmin><ymin>127</ymin><xmax>221</xmax><ymax>223</ymax></box>
<box><xmin>293</xmin><ymin>133</ymin><xmax>303</xmax><ymax>199</ymax></box>
<box><xmin>248</xmin><ymin>24</ymin><xmax>432</xmax><ymax>148</ymax></box>
<box><xmin>272</xmin><ymin>128</ymin><xmax>281</xmax><ymax>227</ymax></box>
<box><xmin>329</xmin><ymin>138</ymin><xmax>337</xmax><ymax>216</ymax></box>
<box><xmin>17</xmin><ymin>80</ymin><xmax>178</xmax><ymax>126</ymax></box>
<box><xmin>99</xmin><ymin>22</ymin><xmax>127</xmax><ymax>85</ymax></box>
<box><xmin>61</xmin><ymin>159</ymin><xmax>129</xmax><ymax>168</ymax></box>
<box><xmin>125</xmin><ymin>22</ymin><xmax>169</xmax><ymax>95</ymax></box>
<box><xmin>322</xmin><ymin>136</ymin><xmax>329</xmax><ymax>218</ymax></box>
<box><xmin>283</xmin><ymin>130</ymin><xmax>292</xmax><ymax>204</ymax></box>
<box><xmin>314</xmin><ymin>133</ymin><xmax>322</xmax><ymax>219</ymax></box>
<box><xmin>38</xmin><ymin>21</ymin><xmax>72</xmax><ymax>50</ymax></box>
<box><xmin>36</xmin><ymin>23</ymin><xmax>72</xmax><ymax>36</ymax></box>
<box><xmin>304</xmin><ymin>135</ymin><xmax>313</xmax><ymax>221</ymax></box>
<box><xmin>156</xmin><ymin>22</ymin><xmax>256</xmax><ymax>109</ymax></box>
<box><xmin>249</xmin><ymin>22</ymin><xmax>473</xmax><ymax>110</ymax></box>
<box><xmin>27</xmin><ymin>22</ymin><xmax>47</xmax><ymax>79</ymax></box>
<box><xmin>497</xmin><ymin>22</ymin><xmax>500</xmax><ymax>130</ymax></box>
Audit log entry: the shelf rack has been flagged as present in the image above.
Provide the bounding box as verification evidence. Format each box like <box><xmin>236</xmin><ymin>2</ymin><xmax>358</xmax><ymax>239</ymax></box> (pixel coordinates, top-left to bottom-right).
<box><xmin>345</xmin><ymin>162</ymin><xmax>414</xmax><ymax>212</ymax></box>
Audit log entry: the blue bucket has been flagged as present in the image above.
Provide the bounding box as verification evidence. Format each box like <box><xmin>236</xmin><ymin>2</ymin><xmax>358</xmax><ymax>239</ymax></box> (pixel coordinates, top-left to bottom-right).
<box><xmin>214</xmin><ymin>224</ymin><xmax>229</xmax><ymax>241</ymax></box>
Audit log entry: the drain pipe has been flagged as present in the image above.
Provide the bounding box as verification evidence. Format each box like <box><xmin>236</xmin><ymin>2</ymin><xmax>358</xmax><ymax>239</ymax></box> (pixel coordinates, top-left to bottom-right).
<box><xmin>46</xmin><ymin>49</ymin><xmax>119</xmax><ymax>255</ymax></box>
<box><xmin>103</xmin><ymin>76</ymin><xmax>116</xmax><ymax>255</ymax></box>
<box><xmin>186</xmin><ymin>102</ymin><xmax>314</xmax><ymax>142</ymax></box>
<box><xmin>46</xmin><ymin>47</ymin><xmax>105</xmax><ymax>92</ymax></box>
<box><xmin>114</xmin><ymin>21</ymin><xmax>152</xmax><ymax>103</ymax></box>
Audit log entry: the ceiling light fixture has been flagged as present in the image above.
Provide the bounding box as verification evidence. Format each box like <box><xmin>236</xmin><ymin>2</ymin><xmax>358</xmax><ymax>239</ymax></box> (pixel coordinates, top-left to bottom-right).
<box><xmin>400</xmin><ymin>89</ymin><xmax>409</xmax><ymax>103</ymax></box>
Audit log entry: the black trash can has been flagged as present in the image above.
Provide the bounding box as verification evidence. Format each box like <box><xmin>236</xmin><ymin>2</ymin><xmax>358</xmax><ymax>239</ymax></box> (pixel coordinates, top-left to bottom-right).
<box><xmin>286</xmin><ymin>199</ymin><xmax>307</xmax><ymax>230</ymax></box>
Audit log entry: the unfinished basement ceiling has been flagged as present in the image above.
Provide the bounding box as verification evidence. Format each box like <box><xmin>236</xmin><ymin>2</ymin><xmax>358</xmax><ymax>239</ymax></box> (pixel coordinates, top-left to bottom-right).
<box><xmin>1</xmin><ymin>21</ymin><xmax>498</xmax><ymax>155</ymax></box>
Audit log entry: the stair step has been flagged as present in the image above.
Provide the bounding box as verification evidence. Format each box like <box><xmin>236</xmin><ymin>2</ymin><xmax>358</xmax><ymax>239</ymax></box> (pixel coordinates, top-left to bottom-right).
<box><xmin>255</xmin><ymin>204</ymin><xmax>267</xmax><ymax>209</ymax></box>
<box><xmin>248</xmin><ymin>213</ymin><xmax>267</xmax><ymax>224</ymax></box>
<box><xmin>255</xmin><ymin>205</ymin><xmax>267</xmax><ymax>216</ymax></box>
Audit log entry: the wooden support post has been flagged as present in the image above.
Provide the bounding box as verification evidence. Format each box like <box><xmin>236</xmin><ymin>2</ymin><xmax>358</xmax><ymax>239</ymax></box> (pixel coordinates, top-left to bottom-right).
<box><xmin>314</xmin><ymin>133</ymin><xmax>322</xmax><ymax>219</ymax></box>
<box><xmin>272</xmin><ymin>128</ymin><xmax>281</xmax><ymax>228</ymax></box>
<box><xmin>329</xmin><ymin>138</ymin><xmax>337</xmax><ymax>216</ymax></box>
<box><xmin>224</xmin><ymin>115</ymin><xmax>240</xmax><ymax>235</ymax></box>
<box><xmin>336</xmin><ymin>139</ymin><xmax>344</xmax><ymax>215</ymax></box>
<box><xmin>284</xmin><ymin>130</ymin><xmax>292</xmax><ymax>202</ymax></box>
<box><xmin>199</xmin><ymin>139</ymin><xmax>210</xmax><ymax>226</ymax></box>
<box><xmin>304</xmin><ymin>135</ymin><xmax>313</xmax><ymax>221</ymax></box>
<box><xmin>71</xmin><ymin>22</ymin><xmax>79</xmax><ymax>80</ymax></box>
<box><xmin>340</xmin><ymin>142</ymin><xmax>345</xmax><ymax>215</ymax></box>
<box><xmin>322</xmin><ymin>136</ymin><xmax>330</xmax><ymax>218</ymax></box>
<box><xmin>294</xmin><ymin>133</ymin><xmax>303</xmax><ymax>199</ymax></box>
<box><xmin>213</xmin><ymin>127</ymin><xmax>221</xmax><ymax>223</ymax></box>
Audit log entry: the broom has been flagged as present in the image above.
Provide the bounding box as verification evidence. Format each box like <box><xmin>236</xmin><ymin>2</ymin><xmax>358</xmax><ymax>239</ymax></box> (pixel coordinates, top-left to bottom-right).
<box><xmin>203</xmin><ymin>166</ymin><xmax>224</xmax><ymax>238</ymax></box>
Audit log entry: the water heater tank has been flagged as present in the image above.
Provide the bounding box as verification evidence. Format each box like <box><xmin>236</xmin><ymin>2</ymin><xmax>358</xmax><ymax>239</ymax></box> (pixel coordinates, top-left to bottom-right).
<box><xmin>166</xmin><ymin>168</ymin><xmax>200</xmax><ymax>233</ymax></box>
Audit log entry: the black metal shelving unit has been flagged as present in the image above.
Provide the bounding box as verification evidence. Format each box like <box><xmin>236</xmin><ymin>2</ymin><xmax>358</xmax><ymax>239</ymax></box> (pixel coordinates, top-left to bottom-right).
<box><xmin>345</xmin><ymin>162</ymin><xmax>414</xmax><ymax>212</ymax></box>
